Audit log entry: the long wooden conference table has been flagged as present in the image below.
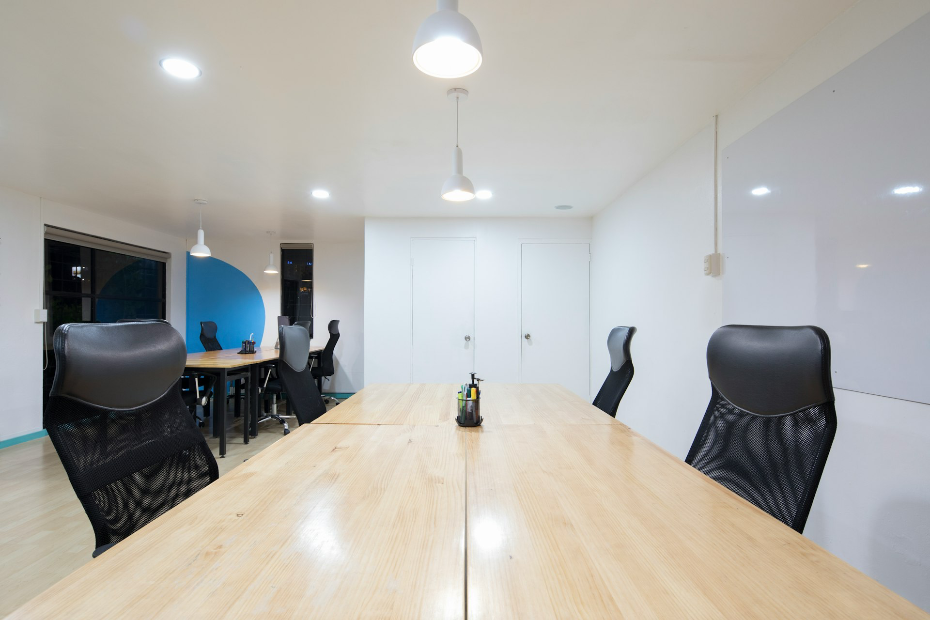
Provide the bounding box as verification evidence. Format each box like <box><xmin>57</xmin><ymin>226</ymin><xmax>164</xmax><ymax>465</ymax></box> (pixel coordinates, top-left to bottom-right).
<box><xmin>185</xmin><ymin>345</ymin><xmax>325</xmax><ymax>457</ymax></box>
<box><xmin>10</xmin><ymin>384</ymin><xmax>925</xmax><ymax>618</ymax></box>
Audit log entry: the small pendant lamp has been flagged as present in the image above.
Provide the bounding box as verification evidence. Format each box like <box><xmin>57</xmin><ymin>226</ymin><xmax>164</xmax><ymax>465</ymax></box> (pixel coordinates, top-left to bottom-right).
<box><xmin>190</xmin><ymin>199</ymin><xmax>211</xmax><ymax>257</ymax></box>
<box><xmin>264</xmin><ymin>232</ymin><xmax>279</xmax><ymax>274</ymax></box>
<box><xmin>441</xmin><ymin>88</ymin><xmax>475</xmax><ymax>202</ymax></box>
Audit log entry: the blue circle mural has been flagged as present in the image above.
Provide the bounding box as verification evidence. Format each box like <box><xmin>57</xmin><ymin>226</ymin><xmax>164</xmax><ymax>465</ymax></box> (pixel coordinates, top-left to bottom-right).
<box><xmin>186</xmin><ymin>253</ymin><xmax>265</xmax><ymax>352</ymax></box>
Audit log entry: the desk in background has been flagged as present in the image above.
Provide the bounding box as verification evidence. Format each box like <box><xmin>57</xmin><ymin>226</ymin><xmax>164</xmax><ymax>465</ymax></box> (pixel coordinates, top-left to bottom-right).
<box><xmin>314</xmin><ymin>382</ymin><xmax>617</xmax><ymax>426</ymax></box>
<box><xmin>185</xmin><ymin>345</ymin><xmax>324</xmax><ymax>457</ymax></box>
<box><xmin>10</xmin><ymin>384</ymin><xmax>925</xmax><ymax>618</ymax></box>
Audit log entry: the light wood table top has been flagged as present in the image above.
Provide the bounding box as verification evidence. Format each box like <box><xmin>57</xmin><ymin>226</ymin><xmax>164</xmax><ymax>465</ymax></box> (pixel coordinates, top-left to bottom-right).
<box><xmin>185</xmin><ymin>345</ymin><xmax>325</xmax><ymax>369</ymax></box>
<box><xmin>464</xmin><ymin>423</ymin><xmax>924</xmax><ymax>618</ymax></box>
<box><xmin>12</xmin><ymin>384</ymin><xmax>925</xmax><ymax>618</ymax></box>
<box><xmin>314</xmin><ymin>383</ymin><xmax>619</xmax><ymax>427</ymax></box>
<box><xmin>9</xmin><ymin>424</ymin><xmax>465</xmax><ymax>619</ymax></box>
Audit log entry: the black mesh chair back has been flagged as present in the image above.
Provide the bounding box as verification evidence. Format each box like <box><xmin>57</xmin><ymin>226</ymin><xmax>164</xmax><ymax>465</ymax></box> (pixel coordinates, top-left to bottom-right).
<box><xmin>312</xmin><ymin>320</ymin><xmax>340</xmax><ymax>380</ymax></box>
<box><xmin>44</xmin><ymin>321</ymin><xmax>219</xmax><ymax>555</ymax></box>
<box><xmin>592</xmin><ymin>326</ymin><xmax>636</xmax><ymax>417</ymax></box>
<box><xmin>199</xmin><ymin>321</ymin><xmax>222</xmax><ymax>351</ymax></box>
<box><xmin>685</xmin><ymin>325</ymin><xmax>837</xmax><ymax>533</ymax></box>
<box><xmin>277</xmin><ymin>325</ymin><xmax>327</xmax><ymax>425</ymax></box>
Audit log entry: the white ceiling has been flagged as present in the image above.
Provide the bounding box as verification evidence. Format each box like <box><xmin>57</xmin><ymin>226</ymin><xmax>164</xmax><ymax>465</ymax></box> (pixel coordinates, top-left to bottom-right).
<box><xmin>0</xmin><ymin>0</ymin><xmax>856</xmax><ymax>242</ymax></box>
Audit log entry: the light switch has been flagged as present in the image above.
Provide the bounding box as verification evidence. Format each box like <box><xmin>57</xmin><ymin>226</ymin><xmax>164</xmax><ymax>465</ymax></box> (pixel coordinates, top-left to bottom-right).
<box><xmin>703</xmin><ymin>253</ymin><xmax>721</xmax><ymax>277</ymax></box>
<box><xmin>34</xmin><ymin>309</ymin><xmax>48</xmax><ymax>323</ymax></box>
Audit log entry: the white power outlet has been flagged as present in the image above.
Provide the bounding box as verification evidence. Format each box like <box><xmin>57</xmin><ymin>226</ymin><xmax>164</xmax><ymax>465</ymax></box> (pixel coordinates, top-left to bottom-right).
<box><xmin>34</xmin><ymin>309</ymin><xmax>48</xmax><ymax>323</ymax></box>
<box><xmin>703</xmin><ymin>253</ymin><xmax>722</xmax><ymax>277</ymax></box>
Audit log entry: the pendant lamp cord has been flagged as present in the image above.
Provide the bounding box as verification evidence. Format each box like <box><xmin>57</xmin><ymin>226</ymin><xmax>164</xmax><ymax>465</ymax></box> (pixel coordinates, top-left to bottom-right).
<box><xmin>456</xmin><ymin>96</ymin><xmax>460</xmax><ymax>147</ymax></box>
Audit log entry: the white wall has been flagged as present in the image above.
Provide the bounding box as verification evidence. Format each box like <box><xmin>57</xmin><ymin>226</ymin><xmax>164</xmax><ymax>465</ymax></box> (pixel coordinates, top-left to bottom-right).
<box><xmin>0</xmin><ymin>185</ymin><xmax>188</xmax><ymax>442</ymax></box>
<box><xmin>199</xmin><ymin>237</ymin><xmax>364</xmax><ymax>393</ymax></box>
<box><xmin>590</xmin><ymin>0</ymin><xmax>930</xmax><ymax>610</ymax></box>
<box><xmin>365</xmin><ymin>218</ymin><xmax>592</xmax><ymax>386</ymax></box>
<box><xmin>590</xmin><ymin>126</ymin><xmax>721</xmax><ymax>458</ymax></box>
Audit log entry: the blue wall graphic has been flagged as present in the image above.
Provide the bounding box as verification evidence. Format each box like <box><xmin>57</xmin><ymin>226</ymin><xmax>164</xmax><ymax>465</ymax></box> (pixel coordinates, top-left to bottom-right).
<box><xmin>186</xmin><ymin>253</ymin><xmax>265</xmax><ymax>353</ymax></box>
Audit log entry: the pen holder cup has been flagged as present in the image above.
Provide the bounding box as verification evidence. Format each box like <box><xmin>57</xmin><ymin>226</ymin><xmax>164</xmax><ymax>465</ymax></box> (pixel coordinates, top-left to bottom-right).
<box><xmin>238</xmin><ymin>340</ymin><xmax>256</xmax><ymax>354</ymax></box>
<box><xmin>456</xmin><ymin>395</ymin><xmax>482</xmax><ymax>427</ymax></box>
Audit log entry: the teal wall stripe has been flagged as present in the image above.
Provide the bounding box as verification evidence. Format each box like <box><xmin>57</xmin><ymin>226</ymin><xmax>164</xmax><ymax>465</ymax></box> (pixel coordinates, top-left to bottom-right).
<box><xmin>0</xmin><ymin>430</ymin><xmax>48</xmax><ymax>450</ymax></box>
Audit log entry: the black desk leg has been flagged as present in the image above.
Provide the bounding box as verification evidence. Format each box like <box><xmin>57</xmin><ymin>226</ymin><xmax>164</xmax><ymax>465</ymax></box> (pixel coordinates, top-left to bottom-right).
<box><xmin>243</xmin><ymin>375</ymin><xmax>251</xmax><ymax>445</ymax></box>
<box><xmin>218</xmin><ymin>368</ymin><xmax>227</xmax><ymax>458</ymax></box>
<box><xmin>311</xmin><ymin>352</ymin><xmax>324</xmax><ymax>394</ymax></box>
<box><xmin>249</xmin><ymin>364</ymin><xmax>260</xmax><ymax>438</ymax></box>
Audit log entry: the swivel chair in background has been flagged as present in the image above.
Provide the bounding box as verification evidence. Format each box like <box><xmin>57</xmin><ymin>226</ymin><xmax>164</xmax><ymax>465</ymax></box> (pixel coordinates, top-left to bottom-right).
<box><xmin>592</xmin><ymin>326</ymin><xmax>636</xmax><ymax>417</ymax></box>
<box><xmin>276</xmin><ymin>325</ymin><xmax>327</xmax><ymax>424</ymax></box>
<box><xmin>311</xmin><ymin>320</ymin><xmax>340</xmax><ymax>404</ymax></box>
<box><xmin>199</xmin><ymin>321</ymin><xmax>222</xmax><ymax>351</ymax></box>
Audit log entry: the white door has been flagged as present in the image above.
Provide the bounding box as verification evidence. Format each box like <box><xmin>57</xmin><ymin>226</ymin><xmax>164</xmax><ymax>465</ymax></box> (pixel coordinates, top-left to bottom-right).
<box><xmin>411</xmin><ymin>238</ymin><xmax>476</xmax><ymax>383</ymax></box>
<box><xmin>521</xmin><ymin>243</ymin><xmax>590</xmax><ymax>397</ymax></box>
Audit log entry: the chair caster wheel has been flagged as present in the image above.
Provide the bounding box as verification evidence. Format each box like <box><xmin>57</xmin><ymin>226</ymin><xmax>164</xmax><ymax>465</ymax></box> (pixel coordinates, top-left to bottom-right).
<box><xmin>283</xmin><ymin>428</ymin><xmax>290</xmax><ymax>435</ymax></box>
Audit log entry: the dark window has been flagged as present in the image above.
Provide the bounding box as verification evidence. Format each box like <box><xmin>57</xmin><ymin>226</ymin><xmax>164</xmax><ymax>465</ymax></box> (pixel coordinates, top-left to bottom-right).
<box><xmin>280</xmin><ymin>247</ymin><xmax>313</xmax><ymax>338</ymax></box>
<box><xmin>43</xmin><ymin>239</ymin><xmax>167</xmax><ymax>408</ymax></box>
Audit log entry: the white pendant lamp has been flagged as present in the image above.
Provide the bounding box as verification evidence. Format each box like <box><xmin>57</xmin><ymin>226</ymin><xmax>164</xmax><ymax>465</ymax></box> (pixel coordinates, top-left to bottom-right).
<box><xmin>413</xmin><ymin>0</ymin><xmax>482</xmax><ymax>78</ymax></box>
<box><xmin>441</xmin><ymin>88</ymin><xmax>475</xmax><ymax>202</ymax></box>
<box><xmin>264</xmin><ymin>231</ymin><xmax>279</xmax><ymax>274</ymax></box>
<box><xmin>190</xmin><ymin>199</ymin><xmax>211</xmax><ymax>257</ymax></box>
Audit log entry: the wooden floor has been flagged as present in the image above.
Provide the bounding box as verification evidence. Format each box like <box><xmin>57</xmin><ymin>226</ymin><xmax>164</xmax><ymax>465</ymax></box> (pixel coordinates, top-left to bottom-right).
<box><xmin>0</xmin><ymin>403</ymin><xmax>335</xmax><ymax>618</ymax></box>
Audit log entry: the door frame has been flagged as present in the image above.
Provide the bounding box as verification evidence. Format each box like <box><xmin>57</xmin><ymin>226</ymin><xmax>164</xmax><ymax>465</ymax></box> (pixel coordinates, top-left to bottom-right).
<box><xmin>409</xmin><ymin>237</ymin><xmax>477</xmax><ymax>382</ymax></box>
<box><xmin>518</xmin><ymin>240</ymin><xmax>591</xmax><ymax>394</ymax></box>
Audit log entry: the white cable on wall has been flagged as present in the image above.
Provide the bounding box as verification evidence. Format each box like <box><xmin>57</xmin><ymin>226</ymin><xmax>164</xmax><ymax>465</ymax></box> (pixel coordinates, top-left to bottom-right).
<box><xmin>713</xmin><ymin>114</ymin><xmax>719</xmax><ymax>254</ymax></box>
<box><xmin>40</xmin><ymin>196</ymin><xmax>49</xmax><ymax>371</ymax></box>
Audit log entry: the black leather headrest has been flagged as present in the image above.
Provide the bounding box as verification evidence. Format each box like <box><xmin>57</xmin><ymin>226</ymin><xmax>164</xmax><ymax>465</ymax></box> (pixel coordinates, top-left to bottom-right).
<box><xmin>279</xmin><ymin>325</ymin><xmax>310</xmax><ymax>372</ymax></box>
<box><xmin>51</xmin><ymin>321</ymin><xmax>187</xmax><ymax>409</ymax></box>
<box><xmin>607</xmin><ymin>326</ymin><xmax>636</xmax><ymax>371</ymax></box>
<box><xmin>707</xmin><ymin>325</ymin><xmax>834</xmax><ymax>416</ymax></box>
<box><xmin>328</xmin><ymin>320</ymin><xmax>340</xmax><ymax>335</ymax></box>
<box><xmin>200</xmin><ymin>321</ymin><xmax>218</xmax><ymax>338</ymax></box>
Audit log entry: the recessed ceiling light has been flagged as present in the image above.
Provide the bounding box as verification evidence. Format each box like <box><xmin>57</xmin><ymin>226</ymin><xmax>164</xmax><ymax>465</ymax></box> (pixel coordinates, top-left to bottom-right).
<box><xmin>159</xmin><ymin>58</ymin><xmax>201</xmax><ymax>79</ymax></box>
<box><xmin>476</xmin><ymin>190</ymin><xmax>492</xmax><ymax>200</ymax></box>
<box><xmin>311</xmin><ymin>189</ymin><xmax>330</xmax><ymax>199</ymax></box>
<box><xmin>893</xmin><ymin>186</ymin><xmax>923</xmax><ymax>195</ymax></box>
<box><xmin>856</xmin><ymin>264</ymin><xmax>871</xmax><ymax>269</ymax></box>
<box><xmin>555</xmin><ymin>204</ymin><xmax>573</xmax><ymax>210</ymax></box>
<box><xmin>751</xmin><ymin>187</ymin><xmax>771</xmax><ymax>196</ymax></box>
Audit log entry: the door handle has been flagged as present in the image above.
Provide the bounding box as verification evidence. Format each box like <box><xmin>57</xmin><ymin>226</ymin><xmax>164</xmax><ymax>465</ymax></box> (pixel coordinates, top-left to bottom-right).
<box><xmin>464</xmin><ymin>335</ymin><xmax>471</xmax><ymax>342</ymax></box>
<box><xmin>524</xmin><ymin>333</ymin><xmax>531</xmax><ymax>340</ymax></box>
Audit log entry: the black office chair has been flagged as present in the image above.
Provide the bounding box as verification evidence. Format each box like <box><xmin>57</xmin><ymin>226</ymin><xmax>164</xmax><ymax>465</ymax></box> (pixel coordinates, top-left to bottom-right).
<box><xmin>199</xmin><ymin>321</ymin><xmax>222</xmax><ymax>351</ymax></box>
<box><xmin>311</xmin><ymin>320</ymin><xmax>340</xmax><ymax>402</ymax></box>
<box><xmin>44</xmin><ymin>321</ymin><xmax>219</xmax><ymax>557</ymax></box>
<box><xmin>592</xmin><ymin>326</ymin><xmax>636</xmax><ymax>417</ymax></box>
<box><xmin>277</xmin><ymin>325</ymin><xmax>327</xmax><ymax>425</ymax></box>
<box><xmin>685</xmin><ymin>325</ymin><xmax>837</xmax><ymax>533</ymax></box>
